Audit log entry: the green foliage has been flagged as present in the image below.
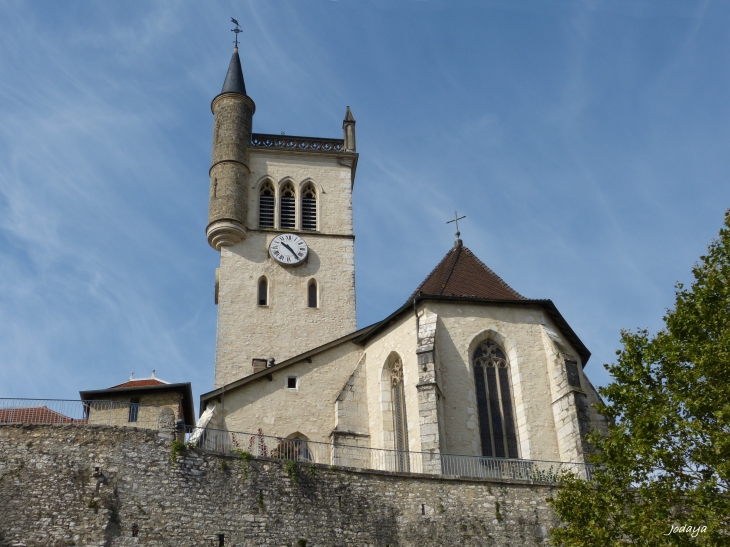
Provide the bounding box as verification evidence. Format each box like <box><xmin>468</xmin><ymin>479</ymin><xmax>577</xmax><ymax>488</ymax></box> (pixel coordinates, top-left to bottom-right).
<box><xmin>87</xmin><ymin>497</ymin><xmax>98</xmax><ymax>513</ymax></box>
<box><xmin>549</xmin><ymin>210</ymin><xmax>730</xmax><ymax>546</ymax></box>
<box><xmin>529</xmin><ymin>466</ymin><xmax>560</xmax><ymax>483</ymax></box>
<box><xmin>285</xmin><ymin>460</ymin><xmax>298</xmax><ymax>483</ymax></box>
<box><xmin>233</xmin><ymin>449</ymin><xmax>251</xmax><ymax>479</ymax></box>
<box><xmin>297</xmin><ymin>539</ymin><xmax>307</xmax><ymax>547</ymax></box>
<box><xmin>220</xmin><ymin>460</ymin><xmax>227</xmax><ymax>472</ymax></box>
<box><xmin>170</xmin><ymin>439</ymin><xmax>186</xmax><ymax>464</ymax></box>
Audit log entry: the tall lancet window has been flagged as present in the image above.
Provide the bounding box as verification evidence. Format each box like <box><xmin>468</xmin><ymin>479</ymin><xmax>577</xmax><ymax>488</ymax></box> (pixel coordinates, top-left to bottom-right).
<box><xmin>473</xmin><ymin>340</ymin><xmax>519</xmax><ymax>459</ymax></box>
<box><xmin>259</xmin><ymin>182</ymin><xmax>275</xmax><ymax>228</ymax></box>
<box><xmin>301</xmin><ymin>184</ymin><xmax>317</xmax><ymax>231</ymax></box>
<box><xmin>391</xmin><ymin>358</ymin><xmax>410</xmax><ymax>471</ymax></box>
<box><xmin>307</xmin><ymin>279</ymin><xmax>317</xmax><ymax>308</ymax></box>
<box><xmin>280</xmin><ymin>183</ymin><xmax>296</xmax><ymax>230</ymax></box>
<box><xmin>258</xmin><ymin>277</ymin><xmax>268</xmax><ymax>306</ymax></box>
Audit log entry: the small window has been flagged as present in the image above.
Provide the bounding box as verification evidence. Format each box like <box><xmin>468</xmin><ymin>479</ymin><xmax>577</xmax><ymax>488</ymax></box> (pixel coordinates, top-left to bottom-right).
<box><xmin>287</xmin><ymin>376</ymin><xmax>298</xmax><ymax>389</ymax></box>
<box><xmin>302</xmin><ymin>184</ymin><xmax>317</xmax><ymax>231</ymax></box>
<box><xmin>259</xmin><ymin>182</ymin><xmax>275</xmax><ymax>228</ymax></box>
<box><xmin>280</xmin><ymin>183</ymin><xmax>295</xmax><ymax>230</ymax></box>
<box><xmin>308</xmin><ymin>280</ymin><xmax>317</xmax><ymax>308</ymax></box>
<box><xmin>258</xmin><ymin>277</ymin><xmax>268</xmax><ymax>306</ymax></box>
<box><xmin>128</xmin><ymin>398</ymin><xmax>140</xmax><ymax>423</ymax></box>
<box><xmin>565</xmin><ymin>360</ymin><xmax>581</xmax><ymax>388</ymax></box>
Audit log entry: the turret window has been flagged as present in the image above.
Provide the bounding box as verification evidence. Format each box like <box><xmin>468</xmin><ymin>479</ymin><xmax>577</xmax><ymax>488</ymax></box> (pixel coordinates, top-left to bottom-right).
<box><xmin>308</xmin><ymin>279</ymin><xmax>318</xmax><ymax>308</ymax></box>
<box><xmin>473</xmin><ymin>340</ymin><xmax>518</xmax><ymax>458</ymax></box>
<box><xmin>302</xmin><ymin>184</ymin><xmax>317</xmax><ymax>231</ymax></box>
<box><xmin>258</xmin><ymin>277</ymin><xmax>268</xmax><ymax>306</ymax></box>
<box><xmin>280</xmin><ymin>184</ymin><xmax>296</xmax><ymax>230</ymax></box>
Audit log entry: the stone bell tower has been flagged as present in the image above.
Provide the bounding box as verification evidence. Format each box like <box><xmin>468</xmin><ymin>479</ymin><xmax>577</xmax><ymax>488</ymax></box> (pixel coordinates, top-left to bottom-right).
<box><xmin>207</xmin><ymin>47</ymin><xmax>255</xmax><ymax>250</ymax></box>
<box><xmin>208</xmin><ymin>47</ymin><xmax>359</xmax><ymax>389</ymax></box>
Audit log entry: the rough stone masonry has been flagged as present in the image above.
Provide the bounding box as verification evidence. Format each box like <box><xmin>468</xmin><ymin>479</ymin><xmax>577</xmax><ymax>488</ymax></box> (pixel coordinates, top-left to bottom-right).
<box><xmin>0</xmin><ymin>424</ymin><xmax>559</xmax><ymax>546</ymax></box>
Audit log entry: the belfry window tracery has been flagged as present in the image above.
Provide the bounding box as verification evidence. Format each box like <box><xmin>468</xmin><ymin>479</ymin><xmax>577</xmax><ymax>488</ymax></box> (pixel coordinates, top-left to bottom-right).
<box><xmin>259</xmin><ymin>182</ymin><xmax>275</xmax><ymax>228</ymax></box>
<box><xmin>390</xmin><ymin>358</ymin><xmax>409</xmax><ymax>471</ymax></box>
<box><xmin>280</xmin><ymin>183</ymin><xmax>296</xmax><ymax>230</ymax></box>
<box><xmin>301</xmin><ymin>184</ymin><xmax>317</xmax><ymax>231</ymax></box>
<box><xmin>473</xmin><ymin>340</ymin><xmax>519</xmax><ymax>459</ymax></box>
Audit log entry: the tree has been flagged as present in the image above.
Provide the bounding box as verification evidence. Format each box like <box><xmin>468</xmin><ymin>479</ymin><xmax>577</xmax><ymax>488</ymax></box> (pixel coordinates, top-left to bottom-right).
<box><xmin>549</xmin><ymin>210</ymin><xmax>730</xmax><ymax>546</ymax></box>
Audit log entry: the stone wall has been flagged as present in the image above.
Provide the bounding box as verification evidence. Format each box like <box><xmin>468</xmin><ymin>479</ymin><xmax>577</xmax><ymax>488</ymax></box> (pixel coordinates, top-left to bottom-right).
<box><xmin>87</xmin><ymin>392</ymin><xmax>183</xmax><ymax>430</ymax></box>
<box><xmin>0</xmin><ymin>424</ymin><xmax>559</xmax><ymax>546</ymax></box>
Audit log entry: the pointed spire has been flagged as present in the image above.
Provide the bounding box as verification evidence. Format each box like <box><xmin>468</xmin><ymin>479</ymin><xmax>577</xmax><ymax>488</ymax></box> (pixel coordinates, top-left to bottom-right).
<box><xmin>343</xmin><ymin>106</ymin><xmax>356</xmax><ymax>152</ymax></box>
<box><xmin>344</xmin><ymin>106</ymin><xmax>355</xmax><ymax>122</ymax></box>
<box><xmin>221</xmin><ymin>47</ymin><xmax>247</xmax><ymax>95</ymax></box>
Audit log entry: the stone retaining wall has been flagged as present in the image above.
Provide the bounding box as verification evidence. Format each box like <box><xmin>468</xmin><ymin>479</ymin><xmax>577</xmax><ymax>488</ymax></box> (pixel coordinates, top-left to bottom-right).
<box><xmin>0</xmin><ymin>424</ymin><xmax>559</xmax><ymax>546</ymax></box>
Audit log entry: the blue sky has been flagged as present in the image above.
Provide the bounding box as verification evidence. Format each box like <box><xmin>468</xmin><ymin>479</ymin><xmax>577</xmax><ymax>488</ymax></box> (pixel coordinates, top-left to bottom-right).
<box><xmin>1</xmin><ymin>1</ymin><xmax>728</xmax><ymax>411</ymax></box>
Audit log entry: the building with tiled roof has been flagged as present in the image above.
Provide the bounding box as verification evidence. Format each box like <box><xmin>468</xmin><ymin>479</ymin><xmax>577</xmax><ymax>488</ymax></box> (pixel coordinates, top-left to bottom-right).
<box><xmin>193</xmin><ymin>47</ymin><xmax>607</xmax><ymax>472</ymax></box>
<box><xmin>79</xmin><ymin>371</ymin><xmax>194</xmax><ymax>429</ymax></box>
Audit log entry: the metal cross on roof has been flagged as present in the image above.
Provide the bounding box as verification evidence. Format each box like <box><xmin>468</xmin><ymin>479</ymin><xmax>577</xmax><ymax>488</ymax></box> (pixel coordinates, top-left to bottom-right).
<box><xmin>446</xmin><ymin>211</ymin><xmax>466</xmax><ymax>246</ymax></box>
<box><xmin>231</xmin><ymin>17</ymin><xmax>242</xmax><ymax>47</ymax></box>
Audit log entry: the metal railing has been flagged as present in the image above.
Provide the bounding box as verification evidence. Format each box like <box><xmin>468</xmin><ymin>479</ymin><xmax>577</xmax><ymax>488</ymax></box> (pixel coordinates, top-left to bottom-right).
<box><xmin>0</xmin><ymin>399</ymin><xmax>592</xmax><ymax>482</ymax></box>
<box><xmin>185</xmin><ymin>426</ymin><xmax>592</xmax><ymax>482</ymax></box>
<box><xmin>0</xmin><ymin>398</ymin><xmax>161</xmax><ymax>430</ymax></box>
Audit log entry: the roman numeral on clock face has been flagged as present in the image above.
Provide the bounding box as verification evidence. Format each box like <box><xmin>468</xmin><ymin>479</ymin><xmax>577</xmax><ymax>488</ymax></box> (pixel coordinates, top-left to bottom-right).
<box><xmin>269</xmin><ymin>234</ymin><xmax>309</xmax><ymax>266</ymax></box>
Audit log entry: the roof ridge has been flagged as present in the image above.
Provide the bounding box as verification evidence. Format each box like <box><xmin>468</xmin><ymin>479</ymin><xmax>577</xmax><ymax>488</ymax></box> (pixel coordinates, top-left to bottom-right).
<box><xmin>438</xmin><ymin>244</ymin><xmax>463</xmax><ymax>295</ymax></box>
<box><xmin>406</xmin><ymin>246</ymin><xmax>458</xmax><ymax>301</ymax></box>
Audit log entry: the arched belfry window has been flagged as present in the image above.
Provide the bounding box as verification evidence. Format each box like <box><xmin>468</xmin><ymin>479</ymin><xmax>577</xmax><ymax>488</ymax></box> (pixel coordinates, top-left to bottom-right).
<box><xmin>473</xmin><ymin>340</ymin><xmax>519</xmax><ymax>459</ymax></box>
<box><xmin>258</xmin><ymin>277</ymin><xmax>268</xmax><ymax>306</ymax></box>
<box><xmin>307</xmin><ymin>279</ymin><xmax>317</xmax><ymax>308</ymax></box>
<box><xmin>391</xmin><ymin>358</ymin><xmax>409</xmax><ymax>471</ymax></box>
<box><xmin>280</xmin><ymin>183</ymin><xmax>296</xmax><ymax>230</ymax></box>
<box><xmin>301</xmin><ymin>184</ymin><xmax>317</xmax><ymax>231</ymax></box>
<box><xmin>259</xmin><ymin>182</ymin><xmax>275</xmax><ymax>228</ymax></box>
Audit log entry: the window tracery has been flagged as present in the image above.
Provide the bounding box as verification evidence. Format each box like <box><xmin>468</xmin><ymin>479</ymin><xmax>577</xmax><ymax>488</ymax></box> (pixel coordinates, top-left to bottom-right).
<box><xmin>473</xmin><ymin>340</ymin><xmax>518</xmax><ymax>458</ymax></box>
<box><xmin>390</xmin><ymin>358</ymin><xmax>409</xmax><ymax>471</ymax></box>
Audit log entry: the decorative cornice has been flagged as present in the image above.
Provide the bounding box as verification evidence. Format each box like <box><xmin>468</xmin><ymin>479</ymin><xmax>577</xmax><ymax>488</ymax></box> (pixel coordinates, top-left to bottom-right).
<box><xmin>251</xmin><ymin>133</ymin><xmax>345</xmax><ymax>153</ymax></box>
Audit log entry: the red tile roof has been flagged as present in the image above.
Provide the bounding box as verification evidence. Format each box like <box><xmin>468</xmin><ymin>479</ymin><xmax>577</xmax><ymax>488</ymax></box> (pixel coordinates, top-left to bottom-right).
<box><xmin>0</xmin><ymin>406</ymin><xmax>84</xmax><ymax>424</ymax></box>
<box><xmin>409</xmin><ymin>244</ymin><xmax>524</xmax><ymax>301</ymax></box>
<box><xmin>110</xmin><ymin>379</ymin><xmax>167</xmax><ymax>389</ymax></box>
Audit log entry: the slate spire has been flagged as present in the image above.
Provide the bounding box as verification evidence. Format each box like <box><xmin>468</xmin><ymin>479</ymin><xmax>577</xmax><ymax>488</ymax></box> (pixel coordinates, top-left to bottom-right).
<box><xmin>221</xmin><ymin>46</ymin><xmax>247</xmax><ymax>95</ymax></box>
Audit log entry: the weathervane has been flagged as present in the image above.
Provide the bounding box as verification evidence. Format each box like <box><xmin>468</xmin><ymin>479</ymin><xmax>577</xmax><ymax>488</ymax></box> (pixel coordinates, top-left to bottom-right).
<box><xmin>446</xmin><ymin>211</ymin><xmax>466</xmax><ymax>246</ymax></box>
<box><xmin>231</xmin><ymin>17</ymin><xmax>242</xmax><ymax>48</ymax></box>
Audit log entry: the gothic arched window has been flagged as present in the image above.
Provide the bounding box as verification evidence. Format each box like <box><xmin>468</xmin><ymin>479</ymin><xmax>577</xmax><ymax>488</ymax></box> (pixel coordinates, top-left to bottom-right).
<box><xmin>301</xmin><ymin>184</ymin><xmax>317</xmax><ymax>231</ymax></box>
<box><xmin>308</xmin><ymin>279</ymin><xmax>317</xmax><ymax>308</ymax></box>
<box><xmin>473</xmin><ymin>340</ymin><xmax>519</xmax><ymax>459</ymax></box>
<box><xmin>259</xmin><ymin>182</ymin><xmax>275</xmax><ymax>228</ymax></box>
<box><xmin>280</xmin><ymin>183</ymin><xmax>296</xmax><ymax>230</ymax></box>
<box><xmin>258</xmin><ymin>277</ymin><xmax>268</xmax><ymax>306</ymax></box>
<box><xmin>391</xmin><ymin>358</ymin><xmax>409</xmax><ymax>471</ymax></box>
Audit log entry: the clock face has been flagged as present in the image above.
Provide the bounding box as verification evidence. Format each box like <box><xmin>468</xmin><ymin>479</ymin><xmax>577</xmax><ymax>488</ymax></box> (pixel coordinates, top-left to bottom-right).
<box><xmin>269</xmin><ymin>234</ymin><xmax>308</xmax><ymax>266</ymax></box>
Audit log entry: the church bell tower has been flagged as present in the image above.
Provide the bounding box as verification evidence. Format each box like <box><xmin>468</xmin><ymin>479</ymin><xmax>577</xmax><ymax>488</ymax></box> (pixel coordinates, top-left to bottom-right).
<box><xmin>208</xmin><ymin>47</ymin><xmax>359</xmax><ymax>388</ymax></box>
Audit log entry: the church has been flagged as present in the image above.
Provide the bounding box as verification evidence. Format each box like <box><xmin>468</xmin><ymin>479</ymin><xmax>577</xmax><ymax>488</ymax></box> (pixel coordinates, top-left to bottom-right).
<box><xmin>196</xmin><ymin>45</ymin><xmax>607</xmax><ymax>473</ymax></box>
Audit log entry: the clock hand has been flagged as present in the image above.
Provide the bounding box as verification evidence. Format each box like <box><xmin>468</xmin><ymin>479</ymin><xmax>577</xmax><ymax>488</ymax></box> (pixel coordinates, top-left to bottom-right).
<box><xmin>282</xmin><ymin>242</ymin><xmax>298</xmax><ymax>256</ymax></box>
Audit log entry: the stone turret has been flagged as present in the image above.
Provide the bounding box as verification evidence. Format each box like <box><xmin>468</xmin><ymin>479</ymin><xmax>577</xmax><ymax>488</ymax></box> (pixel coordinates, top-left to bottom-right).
<box><xmin>343</xmin><ymin>106</ymin><xmax>356</xmax><ymax>152</ymax></box>
<box><xmin>207</xmin><ymin>47</ymin><xmax>256</xmax><ymax>250</ymax></box>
